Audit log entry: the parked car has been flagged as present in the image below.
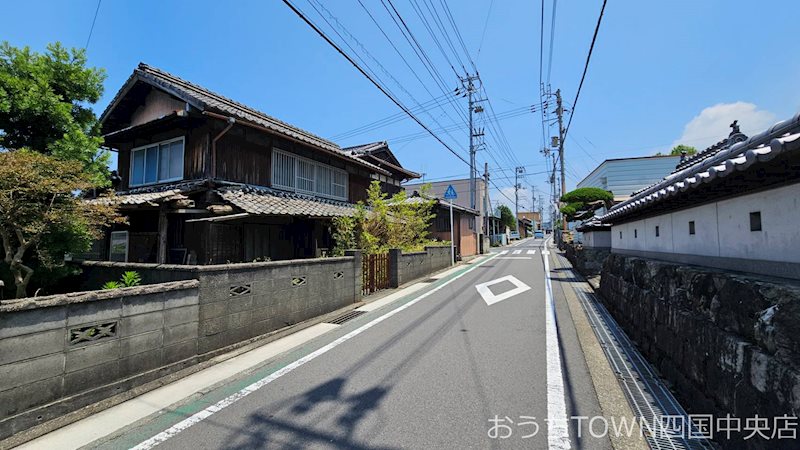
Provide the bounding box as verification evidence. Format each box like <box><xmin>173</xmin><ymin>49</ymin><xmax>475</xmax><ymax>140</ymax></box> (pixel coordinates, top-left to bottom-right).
<box><xmin>534</xmin><ymin>230</ymin><xmax>544</xmax><ymax>239</ymax></box>
<box><xmin>509</xmin><ymin>231</ymin><xmax>520</xmax><ymax>240</ymax></box>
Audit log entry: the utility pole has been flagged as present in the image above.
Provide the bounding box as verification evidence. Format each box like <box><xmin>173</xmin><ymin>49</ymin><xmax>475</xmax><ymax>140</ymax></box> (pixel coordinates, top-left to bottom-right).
<box><xmin>514</xmin><ymin>166</ymin><xmax>524</xmax><ymax>229</ymax></box>
<box><xmin>556</xmin><ymin>89</ymin><xmax>567</xmax><ymax>232</ymax></box>
<box><xmin>461</xmin><ymin>74</ymin><xmax>484</xmax><ymax>211</ymax></box>
<box><xmin>483</xmin><ymin>162</ymin><xmax>490</xmax><ymax>236</ymax></box>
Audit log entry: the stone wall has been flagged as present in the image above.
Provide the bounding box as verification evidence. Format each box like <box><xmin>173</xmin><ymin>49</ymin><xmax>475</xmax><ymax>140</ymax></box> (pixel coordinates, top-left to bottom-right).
<box><xmin>0</xmin><ymin>281</ymin><xmax>200</xmax><ymax>442</ymax></box>
<box><xmin>599</xmin><ymin>253</ymin><xmax>800</xmax><ymax>449</ymax></box>
<box><xmin>564</xmin><ymin>243</ymin><xmax>609</xmax><ymax>277</ymax></box>
<box><xmin>389</xmin><ymin>246</ymin><xmax>452</xmax><ymax>288</ymax></box>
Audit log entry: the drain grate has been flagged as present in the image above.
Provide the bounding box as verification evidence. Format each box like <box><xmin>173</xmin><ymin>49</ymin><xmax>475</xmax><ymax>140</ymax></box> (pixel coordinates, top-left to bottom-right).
<box><xmin>555</xmin><ymin>254</ymin><xmax>713</xmax><ymax>450</ymax></box>
<box><xmin>326</xmin><ymin>310</ymin><xmax>368</xmax><ymax>325</ymax></box>
<box><xmin>419</xmin><ymin>278</ymin><xmax>438</xmax><ymax>283</ymax></box>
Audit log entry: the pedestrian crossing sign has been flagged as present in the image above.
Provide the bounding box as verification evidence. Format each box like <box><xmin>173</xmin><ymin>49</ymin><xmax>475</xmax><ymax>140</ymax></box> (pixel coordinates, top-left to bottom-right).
<box><xmin>443</xmin><ymin>185</ymin><xmax>457</xmax><ymax>200</ymax></box>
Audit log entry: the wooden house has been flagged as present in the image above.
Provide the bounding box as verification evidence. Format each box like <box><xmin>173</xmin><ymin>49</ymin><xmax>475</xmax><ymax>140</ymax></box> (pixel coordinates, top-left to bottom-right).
<box><xmin>91</xmin><ymin>63</ymin><xmax>419</xmax><ymax>264</ymax></box>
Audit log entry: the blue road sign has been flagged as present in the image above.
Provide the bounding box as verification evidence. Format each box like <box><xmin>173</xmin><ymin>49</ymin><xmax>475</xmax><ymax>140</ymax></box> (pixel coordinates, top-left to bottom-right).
<box><xmin>443</xmin><ymin>185</ymin><xmax>457</xmax><ymax>200</ymax></box>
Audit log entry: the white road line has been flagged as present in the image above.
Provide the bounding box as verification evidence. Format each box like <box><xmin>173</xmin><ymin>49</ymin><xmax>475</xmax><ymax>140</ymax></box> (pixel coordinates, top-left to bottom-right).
<box><xmin>543</xmin><ymin>240</ymin><xmax>571</xmax><ymax>449</ymax></box>
<box><xmin>475</xmin><ymin>275</ymin><xmax>531</xmax><ymax>306</ymax></box>
<box><xmin>495</xmin><ymin>257</ymin><xmax>533</xmax><ymax>260</ymax></box>
<box><xmin>499</xmin><ymin>250</ymin><xmax>509</xmax><ymax>255</ymax></box>
<box><xmin>527</xmin><ymin>249</ymin><xmax>536</xmax><ymax>255</ymax></box>
<box><xmin>130</xmin><ymin>253</ymin><xmax>500</xmax><ymax>450</ymax></box>
<box><xmin>512</xmin><ymin>249</ymin><xmax>522</xmax><ymax>254</ymax></box>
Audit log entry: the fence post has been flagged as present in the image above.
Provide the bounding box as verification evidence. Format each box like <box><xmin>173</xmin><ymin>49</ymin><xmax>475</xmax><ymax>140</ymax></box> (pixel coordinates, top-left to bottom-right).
<box><xmin>345</xmin><ymin>249</ymin><xmax>363</xmax><ymax>302</ymax></box>
<box><xmin>388</xmin><ymin>249</ymin><xmax>402</xmax><ymax>288</ymax></box>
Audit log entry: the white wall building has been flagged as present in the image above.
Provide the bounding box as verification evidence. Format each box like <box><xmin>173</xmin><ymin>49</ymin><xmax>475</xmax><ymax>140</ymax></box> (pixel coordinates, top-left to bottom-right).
<box><xmin>599</xmin><ymin>115</ymin><xmax>800</xmax><ymax>280</ymax></box>
<box><xmin>578</xmin><ymin>155</ymin><xmax>681</xmax><ymax>201</ymax></box>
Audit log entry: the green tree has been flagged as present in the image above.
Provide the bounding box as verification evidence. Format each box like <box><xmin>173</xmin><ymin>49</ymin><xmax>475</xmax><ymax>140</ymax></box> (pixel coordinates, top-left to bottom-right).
<box><xmin>559</xmin><ymin>187</ymin><xmax>614</xmax><ymax>221</ymax></box>
<box><xmin>497</xmin><ymin>205</ymin><xmax>516</xmax><ymax>230</ymax></box>
<box><xmin>656</xmin><ymin>144</ymin><xmax>698</xmax><ymax>157</ymax></box>
<box><xmin>0</xmin><ymin>42</ymin><xmax>109</xmax><ymax>185</ymax></box>
<box><xmin>331</xmin><ymin>182</ymin><xmax>438</xmax><ymax>255</ymax></box>
<box><xmin>0</xmin><ymin>151</ymin><xmax>121</xmax><ymax>298</ymax></box>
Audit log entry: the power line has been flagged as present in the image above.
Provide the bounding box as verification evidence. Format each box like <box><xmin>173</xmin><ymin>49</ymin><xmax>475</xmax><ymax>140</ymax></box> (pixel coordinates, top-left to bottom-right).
<box><xmin>546</xmin><ymin>0</ymin><xmax>558</xmax><ymax>85</ymax></box>
<box><xmin>282</xmin><ymin>0</ymin><xmax>470</xmax><ymax>166</ymax></box>
<box><xmin>378</xmin><ymin>0</ymin><xmax>471</xmax><ymax>131</ymax></box>
<box><xmin>476</xmin><ymin>0</ymin><xmax>495</xmax><ymax>59</ymax></box>
<box><xmin>564</xmin><ymin>0</ymin><xmax>608</xmax><ymax>141</ymax></box>
<box><xmin>332</xmin><ymin>92</ymin><xmax>456</xmax><ymax>140</ymax></box>
<box><xmin>84</xmin><ymin>0</ymin><xmax>102</xmax><ymax>50</ymax></box>
<box><xmin>308</xmin><ymin>0</ymin><xmax>466</xmax><ymax>153</ymax></box>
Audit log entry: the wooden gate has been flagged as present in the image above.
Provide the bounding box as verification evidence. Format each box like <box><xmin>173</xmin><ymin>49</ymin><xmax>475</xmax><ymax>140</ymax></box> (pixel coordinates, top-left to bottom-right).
<box><xmin>362</xmin><ymin>253</ymin><xmax>390</xmax><ymax>295</ymax></box>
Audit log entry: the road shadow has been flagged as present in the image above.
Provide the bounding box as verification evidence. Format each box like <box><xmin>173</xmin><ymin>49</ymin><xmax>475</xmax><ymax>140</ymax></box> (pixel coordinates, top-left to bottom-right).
<box><xmin>223</xmin><ymin>377</ymin><xmax>394</xmax><ymax>450</ymax></box>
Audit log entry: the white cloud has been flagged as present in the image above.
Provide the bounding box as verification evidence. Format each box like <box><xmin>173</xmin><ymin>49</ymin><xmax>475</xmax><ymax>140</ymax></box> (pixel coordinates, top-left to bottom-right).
<box><xmin>673</xmin><ymin>102</ymin><xmax>777</xmax><ymax>150</ymax></box>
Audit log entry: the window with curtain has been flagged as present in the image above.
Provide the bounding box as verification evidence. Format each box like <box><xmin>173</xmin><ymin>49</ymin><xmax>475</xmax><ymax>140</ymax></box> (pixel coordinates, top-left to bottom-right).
<box><xmin>271</xmin><ymin>149</ymin><xmax>348</xmax><ymax>200</ymax></box>
<box><xmin>130</xmin><ymin>137</ymin><xmax>184</xmax><ymax>187</ymax></box>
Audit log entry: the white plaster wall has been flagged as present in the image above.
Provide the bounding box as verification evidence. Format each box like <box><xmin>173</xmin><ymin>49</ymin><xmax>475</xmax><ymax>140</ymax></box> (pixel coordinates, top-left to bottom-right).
<box><xmin>670</xmin><ymin>203</ymin><xmax>721</xmax><ymax>257</ymax></box>
<box><xmin>717</xmin><ymin>183</ymin><xmax>800</xmax><ymax>263</ymax></box>
<box><xmin>645</xmin><ymin>215</ymin><xmax>674</xmax><ymax>253</ymax></box>
<box><xmin>610</xmin><ymin>183</ymin><xmax>800</xmax><ymax>264</ymax></box>
<box><xmin>584</xmin><ymin>230</ymin><xmax>611</xmax><ymax>248</ymax></box>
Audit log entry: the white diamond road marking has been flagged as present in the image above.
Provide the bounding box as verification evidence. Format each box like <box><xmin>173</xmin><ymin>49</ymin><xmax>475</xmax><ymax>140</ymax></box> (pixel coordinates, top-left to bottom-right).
<box><xmin>474</xmin><ymin>275</ymin><xmax>532</xmax><ymax>306</ymax></box>
<box><xmin>513</xmin><ymin>250</ymin><xmax>522</xmax><ymax>254</ymax></box>
<box><xmin>527</xmin><ymin>250</ymin><xmax>536</xmax><ymax>255</ymax></box>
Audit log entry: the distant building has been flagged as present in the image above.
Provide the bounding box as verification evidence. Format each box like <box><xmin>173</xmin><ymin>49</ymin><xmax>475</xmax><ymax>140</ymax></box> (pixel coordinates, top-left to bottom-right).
<box><xmin>405</xmin><ymin>193</ymin><xmax>480</xmax><ymax>259</ymax></box>
<box><xmin>517</xmin><ymin>211</ymin><xmax>542</xmax><ymax>230</ymax></box>
<box><xmin>599</xmin><ymin>116</ymin><xmax>800</xmax><ymax>280</ymax></box>
<box><xmin>578</xmin><ymin>155</ymin><xmax>681</xmax><ymax>202</ymax></box>
<box><xmin>404</xmin><ymin>177</ymin><xmax>490</xmax><ymax>234</ymax></box>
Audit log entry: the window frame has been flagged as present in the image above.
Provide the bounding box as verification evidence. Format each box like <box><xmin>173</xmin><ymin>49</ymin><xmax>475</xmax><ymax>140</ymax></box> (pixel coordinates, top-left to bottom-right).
<box><xmin>271</xmin><ymin>148</ymin><xmax>349</xmax><ymax>201</ymax></box>
<box><xmin>689</xmin><ymin>220</ymin><xmax>696</xmax><ymax>235</ymax></box>
<box><xmin>749</xmin><ymin>211</ymin><xmax>762</xmax><ymax>232</ymax></box>
<box><xmin>129</xmin><ymin>136</ymin><xmax>185</xmax><ymax>187</ymax></box>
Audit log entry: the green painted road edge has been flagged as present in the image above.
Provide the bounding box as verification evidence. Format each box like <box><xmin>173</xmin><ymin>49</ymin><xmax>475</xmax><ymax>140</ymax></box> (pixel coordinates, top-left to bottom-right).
<box><xmin>90</xmin><ymin>253</ymin><xmax>497</xmax><ymax>450</ymax></box>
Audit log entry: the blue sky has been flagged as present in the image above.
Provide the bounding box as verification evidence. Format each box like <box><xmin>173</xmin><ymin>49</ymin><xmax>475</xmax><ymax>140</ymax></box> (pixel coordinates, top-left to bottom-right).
<box><xmin>4</xmin><ymin>0</ymin><xmax>800</xmax><ymax>211</ymax></box>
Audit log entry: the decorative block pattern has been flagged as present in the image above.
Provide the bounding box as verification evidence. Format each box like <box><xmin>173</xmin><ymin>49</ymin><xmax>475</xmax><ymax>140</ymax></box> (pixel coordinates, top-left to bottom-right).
<box><xmin>229</xmin><ymin>284</ymin><xmax>252</xmax><ymax>297</ymax></box>
<box><xmin>68</xmin><ymin>321</ymin><xmax>118</xmax><ymax>345</ymax></box>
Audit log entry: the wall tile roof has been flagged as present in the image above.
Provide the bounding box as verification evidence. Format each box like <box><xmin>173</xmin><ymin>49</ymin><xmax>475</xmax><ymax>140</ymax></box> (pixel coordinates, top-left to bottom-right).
<box><xmin>600</xmin><ymin>113</ymin><xmax>800</xmax><ymax>223</ymax></box>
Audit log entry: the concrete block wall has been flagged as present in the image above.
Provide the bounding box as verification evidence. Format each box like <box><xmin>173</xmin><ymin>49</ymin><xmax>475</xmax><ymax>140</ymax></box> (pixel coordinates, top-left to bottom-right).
<box><xmin>0</xmin><ymin>281</ymin><xmax>200</xmax><ymax>441</ymax></box>
<box><xmin>390</xmin><ymin>246</ymin><xmax>452</xmax><ymax>287</ymax></box>
<box><xmin>194</xmin><ymin>257</ymin><xmax>357</xmax><ymax>353</ymax></box>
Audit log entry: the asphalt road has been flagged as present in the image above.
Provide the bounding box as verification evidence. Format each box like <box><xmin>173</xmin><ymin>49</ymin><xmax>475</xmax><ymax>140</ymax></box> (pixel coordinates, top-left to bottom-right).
<box><xmin>95</xmin><ymin>238</ymin><xmax>613</xmax><ymax>450</ymax></box>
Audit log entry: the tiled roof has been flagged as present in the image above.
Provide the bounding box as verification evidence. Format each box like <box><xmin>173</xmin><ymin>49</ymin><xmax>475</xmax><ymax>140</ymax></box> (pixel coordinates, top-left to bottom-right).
<box><xmin>600</xmin><ymin>113</ymin><xmax>800</xmax><ymax>223</ymax></box>
<box><xmin>100</xmin><ymin>63</ymin><xmax>388</xmax><ymax>175</ymax></box>
<box><xmin>342</xmin><ymin>141</ymin><xmax>420</xmax><ymax>179</ymax></box>
<box><xmin>342</xmin><ymin>141</ymin><xmax>387</xmax><ymax>155</ymax></box>
<box><xmin>576</xmin><ymin>217</ymin><xmax>610</xmax><ymax>232</ymax></box>
<box><xmin>87</xmin><ymin>180</ymin><xmax>206</xmax><ymax>206</ymax></box>
<box><xmin>218</xmin><ymin>186</ymin><xmax>358</xmax><ymax>218</ymax></box>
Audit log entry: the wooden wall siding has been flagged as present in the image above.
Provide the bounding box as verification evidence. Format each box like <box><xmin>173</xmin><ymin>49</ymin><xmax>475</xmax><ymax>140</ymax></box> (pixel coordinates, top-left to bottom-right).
<box><xmin>129</xmin><ymin>89</ymin><xmax>185</xmax><ymax>128</ymax></box>
<box><xmin>205</xmin><ymin>222</ymin><xmax>243</xmax><ymax>264</ymax></box>
<box><xmin>185</xmin><ymin>121</ymin><xmax>209</xmax><ymax>181</ymax></box>
<box><xmin>215</xmin><ymin>126</ymin><xmax>271</xmax><ymax>186</ymax></box>
<box><xmin>349</xmin><ymin>174</ymin><xmax>371</xmax><ymax>203</ymax></box>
